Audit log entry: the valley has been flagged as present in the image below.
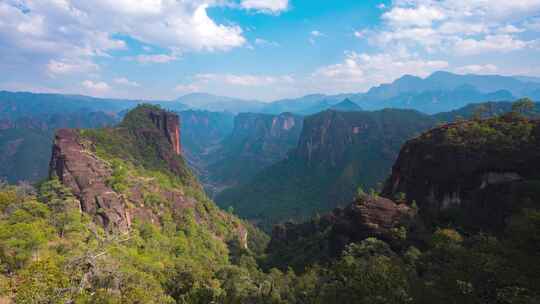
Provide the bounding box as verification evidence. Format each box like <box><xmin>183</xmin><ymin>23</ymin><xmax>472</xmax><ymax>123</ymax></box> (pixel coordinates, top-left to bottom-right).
<box><xmin>0</xmin><ymin>73</ymin><xmax>539</xmax><ymax>303</ymax></box>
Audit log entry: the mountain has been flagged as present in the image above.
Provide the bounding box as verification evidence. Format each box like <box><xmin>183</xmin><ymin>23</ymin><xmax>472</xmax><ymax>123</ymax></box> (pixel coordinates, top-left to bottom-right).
<box><xmin>204</xmin><ymin>112</ymin><xmax>303</xmax><ymax>194</ymax></box>
<box><xmin>363</xmin><ymin>71</ymin><xmax>540</xmax><ymax>100</ymax></box>
<box><xmin>177</xmin><ymin>110</ymin><xmax>235</xmax><ymax>191</ymax></box>
<box><xmin>514</xmin><ymin>76</ymin><xmax>540</xmax><ymax>83</ymax></box>
<box><xmin>258</xmin><ymin>113</ymin><xmax>540</xmax><ymax>304</ymax></box>
<box><xmin>260</xmin><ymin>94</ymin><xmax>344</xmax><ymax>114</ymax></box>
<box><xmin>176</xmin><ymin>93</ymin><xmax>265</xmax><ymax>113</ymax></box>
<box><xmin>383</xmin><ymin>113</ymin><xmax>540</xmax><ymax>232</ymax></box>
<box><xmin>366</xmin><ymin>85</ymin><xmax>513</xmax><ymax>114</ymax></box>
<box><xmin>265</xmin><ymin>194</ymin><xmax>414</xmax><ymax>271</ymax></box>
<box><xmin>0</xmin><ymin>112</ymin><xmax>119</xmax><ymax>183</ymax></box>
<box><xmin>330</xmin><ymin>98</ymin><xmax>362</xmax><ymax>112</ymax></box>
<box><xmin>0</xmin><ymin>91</ymin><xmax>191</xmax><ymax>183</ymax></box>
<box><xmin>216</xmin><ymin>109</ymin><xmax>437</xmax><ymax>229</ymax></box>
<box><xmin>0</xmin><ymin>104</ymin><xmax>277</xmax><ymax>302</ymax></box>
<box><xmin>259</xmin><ymin>72</ymin><xmax>540</xmax><ymax>115</ymax></box>
<box><xmin>434</xmin><ymin>101</ymin><xmax>540</xmax><ymax>122</ymax></box>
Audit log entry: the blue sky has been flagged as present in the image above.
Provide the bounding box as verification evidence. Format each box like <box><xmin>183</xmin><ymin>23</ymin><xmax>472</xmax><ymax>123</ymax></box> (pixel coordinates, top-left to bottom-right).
<box><xmin>1</xmin><ymin>0</ymin><xmax>539</xmax><ymax>101</ymax></box>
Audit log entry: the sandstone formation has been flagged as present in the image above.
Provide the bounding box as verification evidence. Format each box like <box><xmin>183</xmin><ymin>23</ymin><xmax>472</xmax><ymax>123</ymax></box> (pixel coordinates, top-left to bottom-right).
<box><xmin>383</xmin><ymin>117</ymin><xmax>540</xmax><ymax>231</ymax></box>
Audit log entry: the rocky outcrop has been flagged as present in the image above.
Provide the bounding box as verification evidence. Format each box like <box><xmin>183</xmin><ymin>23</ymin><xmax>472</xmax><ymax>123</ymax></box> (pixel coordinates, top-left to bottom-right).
<box><xmin>383</xmin><ymin>117</ymin><xmax>540</xmax><ymax>231</ymax></box>
<box><xmin>50</xmin><ymin>129</ymin><xmax>130</xmax><ymax>232</ymax></box>
<box><xmin>49</xmin><ymin>106</ymin><xmax>250</xmax><ymax>250</ymax></box>
<box><xmin>49</xmin><ymin>107</ymin><xmax>189</xmax><ymax>233</ymax></box>
<box><xmin>149</xmin><ymin>110</ymin><xmax>182</xmax><ymax>155</ymax></box>
<box><xmin>294</xmin><ymin>110</ymin><xmax>437</xmax><ymax>168</ymax></box>
<box><xmin>266</xmin><ymin>195</ymin><xmax>414</xmax><ymax>270</ymax></box>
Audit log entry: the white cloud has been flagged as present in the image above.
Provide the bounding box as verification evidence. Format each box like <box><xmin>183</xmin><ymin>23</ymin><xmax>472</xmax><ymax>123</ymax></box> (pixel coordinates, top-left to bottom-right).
<box><xmin>240</xmin><ymin>0</ymin><xmax>289</xmax><ymax>14</ymax></box>
<box><xmin>129</xmin><ymin>54</ymin><xmax>179</xmax><ymax>64</ymax></box>
<box><xmin>311</xmin><ymin>30</ymin><xmax>324</xmax><ymax>37</ymax></box>
<box><xmin>114</xmin><ymin>77</ymin><xmax>140</xmax><ymax>87</ymax></box>
<box><xmin>0</xmin><ymin>0</ymin><xmax>248</xmax><ymax>80</ymax></box>
<box><xmin>194</xmin><ymin>73</ymin><xmax>294</xmax><ymax>87</ymax></box>
<box><xmin>454</xmin><ymin>64</ymin><xmax>499</xmax><ymax>74</ymax></box>
<box><xmin>454</xmin><ymin>35</ymin><xmax>530</xmax><ymax>55</ymax></box>
<box><xmin>383</xmin><ymin>5</ymin><xmax>446</xmax><ymax>27</ymax></box>
<box><xmin>312</xmin><ymin>51</ymin><xmax>448</xmax><ymax>92</ymax></box>
<box><xmin>254</xmin><ymin>38</ymin><xmax>280</xmax><ymax>47</ymax></box>
<box><xmin>46</xmin><ymin>59</ymin><xmax>99</xmax><ymax>76</ymax></box>
<box><xmin>309</xmin><ymin>30</ymin><xmax>325</xmax><ymax>44</ymax></box>
<box><xmin>82</xmin><ymin>80</ymin><xmax>110</xmax><ymax>92</ymax></box>
<box><xmin>377</xmin><ymin>3</ymin><xmax>386</xmax><ymax>10</ymax></box>
<box><xmin>371</xmin><ymin>0</ymin><xmax>540</xmax><ymax>56</ymax></box>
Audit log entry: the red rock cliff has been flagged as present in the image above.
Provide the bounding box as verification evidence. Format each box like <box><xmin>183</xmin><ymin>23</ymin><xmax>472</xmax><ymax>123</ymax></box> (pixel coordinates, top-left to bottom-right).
<box><xmin>149</xmin><ymin>111</ymin><xmax>182</xmax><ymax>155</ymax></box>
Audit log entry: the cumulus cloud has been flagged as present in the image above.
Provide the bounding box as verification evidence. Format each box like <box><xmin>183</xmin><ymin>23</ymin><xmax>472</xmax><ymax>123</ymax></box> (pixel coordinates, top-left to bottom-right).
<box><xmin>371</xmin><ymin>0</ymin><xmax>540</xmax><ymax>55</ymax></box>
<box><xmin>240</xmin><ymin>0</ymin><xmax>289</xmax><ymax>14</ymax></box>
<box><xmin>453</xmin><ymin>35</ymin><xmax>530</xmax><ymax>55</ymax></box>
<box><xmin>0</xmin><ymin>0</ymin><xmax>248</xmax><ymax>81</ymax></box>
<box><xmin>382</xmin><ymin>5</ymin><xmax>446</xmax><ymax>27</ymax></box>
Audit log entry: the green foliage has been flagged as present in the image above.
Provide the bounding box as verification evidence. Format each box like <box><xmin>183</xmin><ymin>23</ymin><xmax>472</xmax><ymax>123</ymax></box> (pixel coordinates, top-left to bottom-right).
<box><xmin>442</xmin><ymin>116</ymin><xmax>535</xmax><ymax>149</ymax></box>
<box><xmin>107</xmin><ymin>159</ymin><xmax>129</xmax><ymax>193</ymax></box>
<box><xmin>14</xmin><ymin>259</ymin><xmax>69</xmax><ymax>304</ymax></box>
<box><xmin>512</xmin><ymin>97</ymin><xmax>535</xmax><ymax>115</ymax></box>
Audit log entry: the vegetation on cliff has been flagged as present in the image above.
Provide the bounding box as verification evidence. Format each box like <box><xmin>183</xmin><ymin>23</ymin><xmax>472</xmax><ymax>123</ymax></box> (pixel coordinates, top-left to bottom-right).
<box><xmin>216</xmin><ymin>109</ymin><xmax>437</xmax><ymax>230</ymax></box>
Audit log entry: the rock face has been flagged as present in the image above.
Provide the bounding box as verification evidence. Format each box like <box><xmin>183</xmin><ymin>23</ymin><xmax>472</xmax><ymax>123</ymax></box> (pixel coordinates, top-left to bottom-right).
<box><xmin>149</xmin><ymin>110</ymin><xmax>182</xmax><ymax>155</ymax></box>
<box><xmin>207</xmin><ymin>112</ymin><xmax>304</xmax><ymax>192</ymax></box>
<box><xmin>266</xmin><ymin>195</ymin><xmax>414</xmax><ymax>270</ymax></box>
<box><xmin>383</xmin><ymin>117</ymin><xmax>540</xmax><ymax>231</ymax></box>
<box><xmin>49</xmin><ymin>107</ymin><xmax>192</xmax><ymax>232</ymax></box>
<box><xmin>49</xmin><ymin>105</ymin><xmax>250</xmax><ymax>248</ymax></box>
<box><xmin>216</xmin><ymin>109</ymin><xmax>437</xmax><ymax>230</ymax></box>
<box><xmin>50</xmin><ymin>129</ymin><xmax>130</xmax><ymax>232</ymax></box>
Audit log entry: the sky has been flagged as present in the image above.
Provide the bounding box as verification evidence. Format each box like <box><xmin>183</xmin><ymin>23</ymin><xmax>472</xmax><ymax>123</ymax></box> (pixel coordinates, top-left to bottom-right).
<box><xmin>1</xmin><ymin>0</ymin><xmax>540</xmax><ymax>101</ymax></box>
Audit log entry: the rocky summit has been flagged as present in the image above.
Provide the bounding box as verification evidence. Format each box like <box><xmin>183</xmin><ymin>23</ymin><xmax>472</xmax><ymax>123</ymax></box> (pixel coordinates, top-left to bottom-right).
<box><xmin>383</xmin><ymin>114</ymin><xmax>540</xmax><ymax>232</ymax></box>
<box><xmin>49</xmin><ymin>104</ymin><xmax>248</xmax><ymax>247</ymax></box>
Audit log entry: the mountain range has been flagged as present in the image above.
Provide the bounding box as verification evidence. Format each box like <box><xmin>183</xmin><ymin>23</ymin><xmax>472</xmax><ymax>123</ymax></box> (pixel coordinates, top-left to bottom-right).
<box><xmin>1</xmin><ymin>98</ymin><xmax>539</xmax><ymax>303</ymax></box>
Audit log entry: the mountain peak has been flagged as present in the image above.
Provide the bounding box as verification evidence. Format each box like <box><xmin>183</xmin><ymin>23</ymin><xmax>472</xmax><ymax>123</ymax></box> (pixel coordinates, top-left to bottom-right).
<box><xmin>330</xmin><ymin>98</ymin><xmax>362</xmax><ymax>112</ymax></box>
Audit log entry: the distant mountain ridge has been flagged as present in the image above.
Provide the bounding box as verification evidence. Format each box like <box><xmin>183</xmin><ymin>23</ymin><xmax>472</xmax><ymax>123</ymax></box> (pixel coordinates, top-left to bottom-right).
<box><xmin>176</xmin><ymin>93</ymin><xmax>265</xmax><ymax>113</ymax></box>
<box><xmin>3</xmin><ymin>71</ymin><xmax>539</xmax><ymax>117</ymax></box>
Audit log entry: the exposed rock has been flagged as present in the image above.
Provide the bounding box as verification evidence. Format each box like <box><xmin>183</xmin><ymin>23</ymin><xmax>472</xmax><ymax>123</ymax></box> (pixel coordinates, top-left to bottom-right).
<box><xmin>383</xmin><ymin>117</ymin><xmax>540</xmax><ymax>231</ymax></box>
<box><xmin>207</xmin><ymin>112</ymin><xmax>304</xmax><ymax>192</ymax></box>
<box><xmin>216</xmin><ymin>109</ymin><xmax>437</xmax><ymax>230</ymax></box>
<box><xmin>149</xmin><ymin>110</ymin><xmax>182</xmax><ymax>155</ymax></box>
<box><xmin>49</xmin><ymin>106</ymin><xmax>250</xmax><ymax>250</ymax></box>
<box><xmin>49</xmin><ymin>107</ymin><xmax>188</xmax><ymax>233</ymax></box>
<box><xmin>50</xmin><ymin>129</ymin><xmax>129</xmax><ymax>232</ymax></box>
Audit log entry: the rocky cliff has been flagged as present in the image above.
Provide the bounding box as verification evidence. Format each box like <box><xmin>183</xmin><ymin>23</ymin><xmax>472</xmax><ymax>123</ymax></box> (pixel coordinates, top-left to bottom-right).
<box><xmin>383</xmin><ymin>115</ymin><xmax>540</xmax><ymax>232</ymax></box>
<box><xmin>207</xmin><ymin>112</ymin><xmax>304</xmax><ymax>192</ymax></box>
<box><xmin>216</xmin><ymin>109</ymin><xmax>437</xmax><ymax>230</ymax></box>
<box><xmin>49</xmin><ymin>105</ymin><xmax>248</xmax><ymax>247</ymax></box>
<box><xmin>149</xmin><ymin>110</ymin><xmax>182</xmax><ymax>155</ymax></box>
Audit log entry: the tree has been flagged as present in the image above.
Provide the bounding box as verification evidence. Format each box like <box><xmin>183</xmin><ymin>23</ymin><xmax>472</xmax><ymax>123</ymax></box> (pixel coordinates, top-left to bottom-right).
<box><xmin>512</xmin><ymin>98</ymin><xmax>535</xmax><ymax>116</ymax></box>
